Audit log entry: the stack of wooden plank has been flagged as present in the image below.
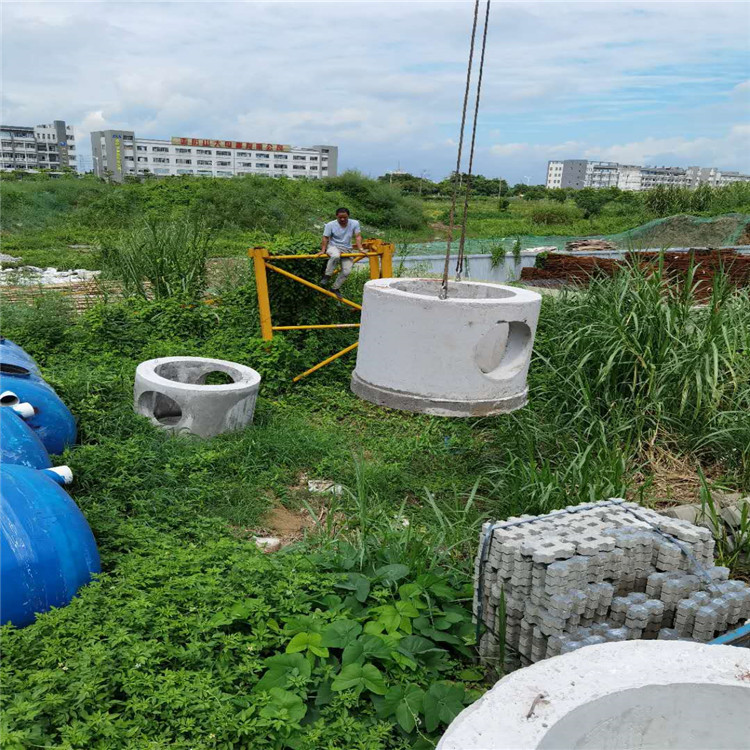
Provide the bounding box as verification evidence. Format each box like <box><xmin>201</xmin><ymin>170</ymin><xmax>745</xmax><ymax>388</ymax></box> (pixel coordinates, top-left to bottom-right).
<box><xmin>565</xmin><ymin>239</ymin><xmax>618</xmax><ymax>252</ymax></box>
<box><xmin>521</xmin><ymin>248</ymin><xmax>750</xmax><ymax>297</ymax></box>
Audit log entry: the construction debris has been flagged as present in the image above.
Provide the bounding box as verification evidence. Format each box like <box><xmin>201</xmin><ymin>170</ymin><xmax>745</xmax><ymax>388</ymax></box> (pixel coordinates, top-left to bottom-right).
<box><xmin>565</xmin><ymin>239</ymin><xmax>618</xmax><ymax>252</ymax></box>
<box><xmin>0</xmin><ymin>266</ymin><xmax>100</xmax><ymax>286</ymax></box>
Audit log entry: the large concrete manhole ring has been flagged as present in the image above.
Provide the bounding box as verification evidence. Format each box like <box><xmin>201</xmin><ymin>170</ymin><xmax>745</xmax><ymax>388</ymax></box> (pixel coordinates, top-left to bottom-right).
<box><xmin>134</xmin><ymin>356</ymin><xmax>261</xmax><ymax>437</ymax></box>
<box><xmin>351</xmin><ymin>278</ymin><xmax>542</xmax><ymax>416</ymax></box>
<box><xmin>438</xmin><ymin>640</ymin><xmax>750</xmax><ymax>750</ymax></box>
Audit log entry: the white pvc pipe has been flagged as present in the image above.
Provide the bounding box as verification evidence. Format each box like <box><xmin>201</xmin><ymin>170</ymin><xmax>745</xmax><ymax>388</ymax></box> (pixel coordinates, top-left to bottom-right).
<box><xmin>10</xmin><ymin>402</ymin><xmax>35</xmax><ymax>419</ymax></box>
<box><xmin>0</xmin><ymin>390</ymin><xmax>20</xmax><ymax>406</ymax></box>
<box><xmin>43</xmin><ymin>466</ymin><xmax>74</xmax><ymax>486</ymax></box>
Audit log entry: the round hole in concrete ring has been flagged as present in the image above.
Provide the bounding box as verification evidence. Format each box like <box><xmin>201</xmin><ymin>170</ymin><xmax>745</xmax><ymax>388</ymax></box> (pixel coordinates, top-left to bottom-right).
<box><xmin>153</xmin><ymin>361</ymin><xmax>241</xmax><ymax>385</ymax></box>
<box><xmin>390</xmin><ymin>278</ymin><xmax>516</xmax><ymax>300</ymax></box>
<box><xmin>137</xmin><ymin>390</ymin><xmax>183</xmax><ymax>426</ymax></box>
<box><xmin>197</xmin><ymin>370</ymin><xmax>235</xmax><ymax>385</ymax></box>
<box><xmin>475</xmin><ymin>321</ymin><xmax>532</xmax><ymax>380</ymax></box>
<box><xmin>537</xmin><ymin>683</ymin><xmax>748</xmax><ymax>750</ymax></box>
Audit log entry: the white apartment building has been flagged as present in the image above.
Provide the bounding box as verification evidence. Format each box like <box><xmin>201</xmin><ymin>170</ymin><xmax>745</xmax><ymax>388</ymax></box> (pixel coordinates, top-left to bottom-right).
<box><xmin>90</xmin><ymin>130</ymin><xmax>337</xmax><ymax>183</ymax></box>
<box><xmin>586</xmin><ymin>161</ymin><xmax>620</xmax><ymax>189</ymax></box>
<box><xmin>1</xmin><ymin>120</ymin><xmax>77</xmax><ymax>173</ymax></box>
<box><xmin>546</xmin><ymin>159</ymin><xmax>587</xmax><ymax>189</ymax></box>
<box><xmin>546</xmin><ymin>159</ymin><xmax>750</xmax><ymax>191</ymax></box>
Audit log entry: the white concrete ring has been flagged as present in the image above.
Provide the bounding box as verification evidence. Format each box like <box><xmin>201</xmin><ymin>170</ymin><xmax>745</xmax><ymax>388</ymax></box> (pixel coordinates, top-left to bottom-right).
<box><xmin>351</xmin><ymin>278</ymin><xmax>542</xmax><ymax>416</ymax></box>
<box><xmin>134</xmin><ymin>356</ymin><xmax>261</xmax><ymax>438</ymax></box>
<box><xmin>438</xmin><ymin>640</ymin><xmax>750</xmax><ymax>750</ymax></box>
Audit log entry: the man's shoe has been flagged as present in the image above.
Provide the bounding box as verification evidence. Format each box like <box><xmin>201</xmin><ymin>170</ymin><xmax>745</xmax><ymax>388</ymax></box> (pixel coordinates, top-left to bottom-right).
<box><xmin>333</xmin><ymin>290</ymin><xmax>343</xmax><ymax>301</ymax></box>
<box><xmin>319</xmin><ymin>276</ymin><xmax>330</xmax><ymax>287</ymax></box>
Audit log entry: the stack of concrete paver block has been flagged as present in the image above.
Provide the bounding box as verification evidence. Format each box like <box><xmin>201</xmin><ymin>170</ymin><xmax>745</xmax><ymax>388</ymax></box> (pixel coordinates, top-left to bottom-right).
<box><xmin>474</xmin><ymin>499</ymin><xmax>750</xmax><ymax>672</ymax></box>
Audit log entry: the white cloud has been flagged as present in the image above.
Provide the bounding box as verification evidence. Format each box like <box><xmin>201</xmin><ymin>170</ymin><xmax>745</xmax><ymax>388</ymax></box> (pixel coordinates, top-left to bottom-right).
<box><xmin>2</xmin><ymin>1</ymin><xmax>748</xmax><ymax>182</ymax></box>
<box><xmin>80</xmin><ymin>110</ymin><xmax>109</xmax><ymax>132</ymax></box>
<box><xmin>584</xmin><ymin>125</ymin><xmax>750</xmax><ymax>168</ymax></box>
<box><xmin>488</xmin><ymin>125</ymin><xmax>750</xmax><ymax>184</ymax></box>
<box><xmin>491</xmin><ymin>140</ymin><xmax>582</xmax><ymax>158</ymax></box>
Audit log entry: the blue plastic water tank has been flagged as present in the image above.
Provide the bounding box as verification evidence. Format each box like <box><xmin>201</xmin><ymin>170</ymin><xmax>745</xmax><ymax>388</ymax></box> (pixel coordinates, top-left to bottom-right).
<box><xmin>0</xmin><ymin>408</ymin><xmax>52</xmax><ymax>469</ymax></box>
<box><xmin>0</xmin><ymin>375</ymin><xmax>76</xmax><ymax>455</ymax></box>
<box><xmin>0</xmin><ymin>464</ymin><xmax>100</xmax><ymax>628</ymax></box>
<box><xmin>0</xmin><ymin>338</ymin><xmax>76</xmax><ymax>454</ymax></box>
<box><xmin>0</xmin><ymin>337</ymin><xmax>42</xmax><ymax>379</ymax></box>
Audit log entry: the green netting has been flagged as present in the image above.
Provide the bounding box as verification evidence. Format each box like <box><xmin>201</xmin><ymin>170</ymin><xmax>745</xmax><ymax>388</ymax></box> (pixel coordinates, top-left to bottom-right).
<box><xmin>404</xmin><ymin>214</ymin><xmax>750</xmax><ymax>256</ymax></box>
<box><xmin>609</xmin><ymin>213</ymin><xmax>750</xmax><ymax>248</ymax></box>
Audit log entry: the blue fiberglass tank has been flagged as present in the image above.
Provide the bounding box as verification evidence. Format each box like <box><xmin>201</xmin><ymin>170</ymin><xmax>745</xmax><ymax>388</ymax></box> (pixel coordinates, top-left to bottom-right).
<box><xmin>0</xmin><ymin>337</ymin><xmax>42</xmax><ymax>378</ymax></box>
<box><xmin>0</xmin><ymin>464</ymin><xmax>100</xmax><ymax>628</ymax></box>
<box><xmin>0</xmin><ymin>408</ymin><xmax>52</xmax><ymax>469</ymax></box>
<box><xmin>0</xmin><ymin>339</ymin><xmax>76</xmax><ymax>455</ymax></box>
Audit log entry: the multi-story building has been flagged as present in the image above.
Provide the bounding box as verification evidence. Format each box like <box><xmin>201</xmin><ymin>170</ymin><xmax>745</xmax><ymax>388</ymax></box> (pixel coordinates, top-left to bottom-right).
<box><xmin>0</xmin><ymin>120</ymin><xmax>77</xmax><ymax>173</ymax></box>
<box><xmin>90</xmin><ymin>130</ymin><xmax>337</xmax><ymax>182</ymax></box>
<box><xmin>546</xmin><ymin>159</ymin><xmax>588</xmax><ymax>189</ymax></box>
<box><xmin>715</xmin><ymin>170</ymin><xmax>750</xmax><ymax>187</ymax></box>
<box><xmin>545</xmin><ymin>159</ymin><xmax>750</xmax><ymax>191</ymax></box>
<box><xmin>585</xmin><ymin>161</ymin><xmax>620</xmax><ymax>189</ymax></box>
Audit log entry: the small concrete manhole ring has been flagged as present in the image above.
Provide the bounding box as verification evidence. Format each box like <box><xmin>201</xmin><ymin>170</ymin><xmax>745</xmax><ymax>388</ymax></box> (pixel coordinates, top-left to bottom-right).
<box><xmin>134</xmin><ymin>356</ymin><xmax>261</xmax><ymax>438</ymax></box>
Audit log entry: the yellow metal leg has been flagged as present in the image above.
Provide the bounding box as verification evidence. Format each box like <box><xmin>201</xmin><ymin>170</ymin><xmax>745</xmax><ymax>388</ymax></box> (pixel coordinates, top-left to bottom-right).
<box><xmin>292</xmin><ymin>342</ymin><xmax>359</xmax><ymax>382</ymax></box>
<box><xmin>251</xmin><ymin>247</ymin><xmax>273</xmax><ymax>341</ymax></box>
<box><xmin>368</xmin><ymin>251</ymin><xmax>380</xmax><ymax>279</ymax></box>
<box><xmin>273</xmin><ymin>324</ymin><xmax>360</xmax><ymax>331</ymax></box>
<box><xmin>381</xmin><ymin>243</ymin><xmax>394</xmax><ymax>278</ymax></box>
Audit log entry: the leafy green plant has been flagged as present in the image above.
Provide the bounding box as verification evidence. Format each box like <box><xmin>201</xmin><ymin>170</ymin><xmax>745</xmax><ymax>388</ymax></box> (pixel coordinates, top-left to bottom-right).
<box><xmin>488</xmin><ymin>243</ymin><xmax>506</xmax><ymax>269</ymax></box>
<box><xmin>1</xmin><ymin>518</ymin><xmax>482</xmax><ymax>749</ymax></box>
<box><xmin>511</xmin><ymin>237</ymin><xmax>522</xmax><ymax>263</ymax></box>
<box><xmin>698</xmin><ymin>471</ymin><xmax>750</xmax><ymax>571</ymax></box>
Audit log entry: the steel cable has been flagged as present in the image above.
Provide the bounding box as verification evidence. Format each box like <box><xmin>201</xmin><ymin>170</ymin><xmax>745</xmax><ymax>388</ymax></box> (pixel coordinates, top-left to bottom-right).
<box><xmin>440</xmin><ymin>0</ymin><xmax>480</xmax><ymax>300</ymax></box>
<box><xmin>456</xmin><ymin>0</ymin><xmax>491</xmax><ymax>281</ymax></box>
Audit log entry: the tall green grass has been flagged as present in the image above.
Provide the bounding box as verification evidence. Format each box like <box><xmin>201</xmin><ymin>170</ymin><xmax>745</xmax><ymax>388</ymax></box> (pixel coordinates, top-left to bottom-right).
<box><xmin>100</xmin><ymin>218</ymin><xmax>213</xmax><ymax>300</ymax></box>
<box><xmin>482</xmin><ymin>260</ymin><xmax>750</xmax><ymax>519</ymax></box>
<box><xmin>539</xmin><ymin>261</ymin><xmax>750</xmax><ymax>458</ymax></box>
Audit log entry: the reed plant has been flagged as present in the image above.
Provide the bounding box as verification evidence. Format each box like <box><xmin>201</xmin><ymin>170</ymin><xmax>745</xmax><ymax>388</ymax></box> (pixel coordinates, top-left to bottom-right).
<box><xmin>535</xmin><ymin>259</ymin><xmax>750</xmax><ymax>462</ymax></box>
<box><xmin>100</xmin><ymin>217</ymin><xmax>213</xmax><ymax>300</ymax></box>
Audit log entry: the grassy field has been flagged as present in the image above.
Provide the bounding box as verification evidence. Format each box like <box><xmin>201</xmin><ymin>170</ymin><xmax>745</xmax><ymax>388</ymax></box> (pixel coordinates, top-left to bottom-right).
<box><xmin>2</xmin><ymin>175</ymin><xmax>749</xmax><ymax>273</ymax></box>
<box><xmin>2</xmin><ymin>174</ymin><xmax>750</xmax><ymax>746</ymax></box>
<box><xmin>1</xmin><ymin>250</ymin><xmax>749</xmax><ymax>746</ymax></box>
<box><xmin>418</xmin><ymin>197</ymin><xmax>750</xmax><ymax>245</ymax></box>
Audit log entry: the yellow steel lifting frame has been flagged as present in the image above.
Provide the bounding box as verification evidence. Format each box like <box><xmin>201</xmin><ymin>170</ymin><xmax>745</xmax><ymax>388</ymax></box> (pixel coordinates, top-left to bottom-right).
<box><xmin>249</xmin><ymin>239</ymin><xmax>394</xmax><ymax>382</ymax></box>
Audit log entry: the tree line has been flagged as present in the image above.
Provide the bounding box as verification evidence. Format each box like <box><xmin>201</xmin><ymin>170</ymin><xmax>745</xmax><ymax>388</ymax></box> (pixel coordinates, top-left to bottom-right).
<box><xmin>378</xmin><ymin>172</ymin><xmax>750</xmax><ymax>218</ymax></box>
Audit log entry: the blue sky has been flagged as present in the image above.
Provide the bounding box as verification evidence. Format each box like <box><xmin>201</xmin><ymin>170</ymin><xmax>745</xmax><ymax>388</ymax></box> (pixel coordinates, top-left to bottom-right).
<box><xmin>2</xmin><ymin>1</ymin><xmax>748</xmax><ymax>183</ymax></box>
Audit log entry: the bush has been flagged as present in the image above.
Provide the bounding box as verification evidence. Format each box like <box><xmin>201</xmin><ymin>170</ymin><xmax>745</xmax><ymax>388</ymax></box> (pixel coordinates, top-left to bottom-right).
<box><xmin>0</xmin><ymin>173</ymin><xmax>427</xmax><ymax>270</ymax></box>
<box><xmin>0</xmin><ymin>292</ymin><xmax>75</xmax><ymax>362</ymax></box>
<box><xmin>1</xmin><ymin>494</ymin><xmax>479</xmax><ymax>749</ymax></box>
<box><xmin>323</xmin><ymin>172</ymin><xmax>425</xmax><ymax>230</ymax></box>
<box><xmin>534</xmin><ymin>262</ymin><xmax>750</xmax><ymax>471</ymax></box>
<box><xmin>527</xmin><ymin>200</ymin><xmax>583</xmax><ymax>225</ymax></box>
